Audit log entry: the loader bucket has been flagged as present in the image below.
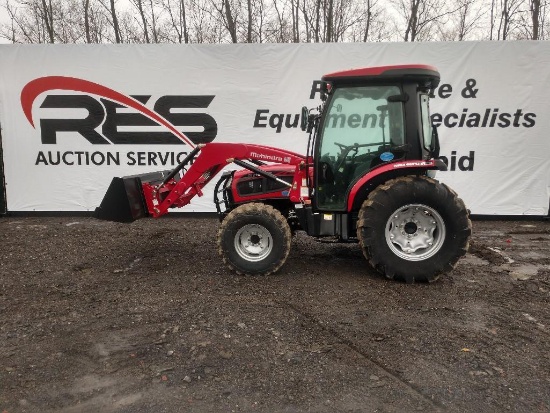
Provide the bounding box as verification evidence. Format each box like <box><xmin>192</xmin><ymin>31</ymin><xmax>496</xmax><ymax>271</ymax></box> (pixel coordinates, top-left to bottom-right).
<box><xmin>94</xmin><ymin>170</ymin><xmax>171</xmax><ymax>223</ymax></box>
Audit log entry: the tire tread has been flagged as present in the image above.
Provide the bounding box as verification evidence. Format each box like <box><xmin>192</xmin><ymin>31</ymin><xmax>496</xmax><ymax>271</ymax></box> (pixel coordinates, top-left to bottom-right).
<box><xmin>217</xmin><ymin>203</ymin><xmax>292</xmax><ymax>276</ymax></box>
<box><xmin>357</xmin><ymin>175</ymin><xmax>471</xmax><ymax>283</ymax></box>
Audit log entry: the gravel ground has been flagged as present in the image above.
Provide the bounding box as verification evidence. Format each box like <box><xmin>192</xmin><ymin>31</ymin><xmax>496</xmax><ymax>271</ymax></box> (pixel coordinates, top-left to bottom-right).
<box><xmin>0</xmin><ymin>216</ymin><xmax>549</xmax><ymax>413</ymax></box>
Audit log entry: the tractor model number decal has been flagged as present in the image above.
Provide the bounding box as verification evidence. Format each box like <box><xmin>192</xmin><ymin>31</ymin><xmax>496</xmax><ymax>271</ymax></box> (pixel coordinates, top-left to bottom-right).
<box><xmin>392</xmin><ymin>161</ymin><xmax>432</xmax><ymax>168</ymax></box>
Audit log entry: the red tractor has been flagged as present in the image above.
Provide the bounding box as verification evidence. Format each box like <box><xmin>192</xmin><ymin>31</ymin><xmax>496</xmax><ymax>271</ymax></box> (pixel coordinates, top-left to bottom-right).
<box><xmin>96</xmin><ymin>64</ymin><xmax>471</xmax><ymax>283</ymax></box>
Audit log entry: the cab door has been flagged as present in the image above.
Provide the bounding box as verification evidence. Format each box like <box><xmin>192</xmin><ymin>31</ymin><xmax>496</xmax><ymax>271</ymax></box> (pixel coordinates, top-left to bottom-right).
<box><xmin>315</xmin><ymin>85</ymin><xmax>406</xmax><ymax>211</ymax></box>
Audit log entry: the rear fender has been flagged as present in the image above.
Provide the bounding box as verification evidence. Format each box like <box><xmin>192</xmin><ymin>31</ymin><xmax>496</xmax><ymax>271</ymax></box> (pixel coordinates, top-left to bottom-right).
<box><xmin>346</xmin><ymin>159</ymin><xmax>447</xmax><ymax>212</ymax></box>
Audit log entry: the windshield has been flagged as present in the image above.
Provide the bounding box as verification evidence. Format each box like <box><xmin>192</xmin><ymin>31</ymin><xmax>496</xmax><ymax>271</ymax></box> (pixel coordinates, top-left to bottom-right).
<box><xmin>316</xmin><ymin>85</ymin><xmax>405</xmax><ymax>210</ymax></box>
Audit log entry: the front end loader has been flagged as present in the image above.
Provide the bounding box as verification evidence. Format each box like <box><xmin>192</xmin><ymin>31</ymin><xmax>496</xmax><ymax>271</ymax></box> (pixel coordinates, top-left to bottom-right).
<box><xmin>96</xmin><ymin>64</ymin><xmax>471</xmax><ymax>283</ymax></box>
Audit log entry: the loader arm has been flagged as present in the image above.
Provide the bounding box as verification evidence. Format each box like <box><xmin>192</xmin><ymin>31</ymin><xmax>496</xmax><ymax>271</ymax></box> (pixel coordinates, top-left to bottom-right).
<box><xmin>146</xmin><ymin>143</ymin><xmax>306</xmax><ymax>217</ymax></box>
<box><xmin>96</xmin><ymin>142</ymin><xmax>307</xmax><ymax>222</ymax></box>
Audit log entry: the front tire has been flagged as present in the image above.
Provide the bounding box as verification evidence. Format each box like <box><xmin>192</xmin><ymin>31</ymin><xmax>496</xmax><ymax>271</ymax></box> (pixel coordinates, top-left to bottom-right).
<box><xmin>217</xmin><ymin>203</ymin><xmax>292</xmax><ymax>275</ymax></box>
<box><xmin>357</xmin><ymin>176</ymin><xmax>471</xmax><ymax>283</ymax></box>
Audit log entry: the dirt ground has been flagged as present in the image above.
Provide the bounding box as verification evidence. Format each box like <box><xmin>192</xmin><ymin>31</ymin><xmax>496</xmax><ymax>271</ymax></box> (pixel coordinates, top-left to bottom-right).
<box><xmin>0</xmin><ymin>215</ymin><xmax>549</xmax><ymax>413</ymax></box>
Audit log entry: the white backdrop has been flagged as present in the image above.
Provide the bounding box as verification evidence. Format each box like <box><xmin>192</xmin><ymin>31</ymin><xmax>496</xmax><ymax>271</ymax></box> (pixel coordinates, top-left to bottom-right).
<box><xmin>0</xmin><ymin>42</ymin><xmax>549</xmax><ymax>215</ymax></box>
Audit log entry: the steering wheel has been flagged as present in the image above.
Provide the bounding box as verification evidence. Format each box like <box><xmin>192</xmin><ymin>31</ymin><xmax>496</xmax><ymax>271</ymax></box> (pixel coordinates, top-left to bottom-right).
<box><xmin>333</xmin><ymin>142</ymin><xmax>359</xmax><ymax>171</ymax></box>
<box><xmin>334</xmin><ymin>142</ymin><xmax>352</xmax><ymax>151</ymax></box>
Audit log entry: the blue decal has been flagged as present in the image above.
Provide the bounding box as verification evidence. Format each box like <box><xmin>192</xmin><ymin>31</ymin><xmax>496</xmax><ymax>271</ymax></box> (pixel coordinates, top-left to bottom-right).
<box><xmin>282</xmin><ymin>190</ymin><xmax>290</xmax><ymax>197</ymax></box>
<box><xmin>380</xmin><ymin>152</ymin><xmax>394</xmax><ymax>162</ymax></box>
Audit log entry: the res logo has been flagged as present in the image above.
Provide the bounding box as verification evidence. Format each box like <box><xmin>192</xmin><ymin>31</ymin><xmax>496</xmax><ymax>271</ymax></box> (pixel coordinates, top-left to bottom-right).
<box><xmin>21</xmin><ymin>76</ymin><xmax>217</xmax><ymax>147</ymax></box>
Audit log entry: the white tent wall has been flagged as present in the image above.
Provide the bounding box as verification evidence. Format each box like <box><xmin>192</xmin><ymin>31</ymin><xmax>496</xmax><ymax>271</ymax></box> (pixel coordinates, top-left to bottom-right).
<box><xmin>0</xmin><ymin>42</ymin><xmax>549</xmax><ymax>215</ymax></box>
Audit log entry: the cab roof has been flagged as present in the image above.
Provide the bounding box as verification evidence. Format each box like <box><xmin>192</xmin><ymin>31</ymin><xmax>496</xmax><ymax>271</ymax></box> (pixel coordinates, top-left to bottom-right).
<box><xmin>322</xmin><ymin>64</ymin><xmax>440</xmax><ymax>88</ymax></box>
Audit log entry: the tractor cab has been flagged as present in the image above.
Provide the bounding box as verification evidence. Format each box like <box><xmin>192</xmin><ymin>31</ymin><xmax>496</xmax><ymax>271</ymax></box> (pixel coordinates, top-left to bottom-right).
<box><xmin>304</xmin><ymin>65</ymin><xmax>441</xmax><ymax>212</ymax></box>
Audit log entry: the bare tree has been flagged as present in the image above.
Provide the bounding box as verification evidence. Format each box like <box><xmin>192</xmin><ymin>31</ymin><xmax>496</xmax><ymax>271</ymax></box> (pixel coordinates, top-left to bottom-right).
<box><xmin>1</xmin><ymin>0</ymin><xmax>547</xmax><ymax>43</ymax></box>
<box><xmin>298</xmin><ymin>0</ymin><xmax>322</xmax><ymax>42</ymax></box>
<box><xmin>297</xmin><ymin>0</ymin><xmax>371</xmax><ymax>42</ymax></box>
<box><xmin>489</xmin><ymin>0</ymin><xmax>495</xmax><ymax>38</ymax></box>
<box><xmin>131</xmin><ymin>0</ymin><xmax>150</xmax><ymax>42</ymax></box>
<box><xmin>109</xmin><ymin>0</ymin><xmax>122</xmax><ymax>42</ymax></box>
<box><xmin>333</xmin><ymin>0</ymin><xmax>369</xmax><ymax>41</ymax></box>
<box><xmin>487</xmin><ymin>0</ymin><xmax>527</xmax><ymax>39</ymax></box>
<box><xmin>271</xmin><ymin>0</ymin><xmax>289</xmax><ymax>41</ymax></box>
<box><xmin>40</xmin><ymin>0</ymin><xmax>54</xmax><ymax>42</ymax></box>
<box><xmin>393</xmin><ymin>0</ymin><xmax>460</xmax><ymax>41</ymax></box>
<box><xmin>253</xmin><ymin>0</ymin><xmax>267</xmax><ymax>41</ymax></box>
<box><xmin>347</xmin><ymin>0</ymin><xmax>393</xmax><ymax>41</ymax></box>
<box><xmin>149</xmin><ymin>0</ymin><xmax>160</xmax><ymax>41</ymax></box>
<box><xmin>499</xmin><ymin>0</ymin><xmax>525</xmax><ymax>39</ymax></box>
<box><xmin>513</xmin><ymin>0</ymin><xmax>549</xmax><ymax>39</ymax></box>
<box><xmin>438</xmin><ymin>0</ymin><xmax>485</xmax><ymax>40</ymax></box>
<box><xmin>526</xmin><ymin>0</ymin><xmax>547</xmax><ymax>39</ymax></box>
<box><xmin>86</xmin><ymin>1</ymin><xmax>116</xmax><ymax>42</ymax></box>
<box><xmin>325</xmin><ymin>0</ymin><xmax>334</xmax><ymax>41</ymax></box>
<box><xmin>246</xmin><ymin>0</ymin><xmax>252</xmax><ymax>40</ymax></box>
<box><xmin>83</xmin><ymin>0</ymin><xmax>91</xmax><ymax>42</ymax></box>
<box><xmin>161</xmin><ymin>0</ymin><xmax>189</xmax><ymax>42</ymax></box>
<box><xmin>1</xmin><ymin>0</ymin><xmax>55</xmax><ymax>42</ymax></box>
<box><xmin>188</xmin><ymin>0</ymin><xmax>221</xmax><ymax>43</ymax></box>
<box><xmin>222</xmin><ymin>0</ymin><xmax>239</xmax><ymax>42</ymax></box>
<box><xmin>455</xmin><ymin>0</ymin><xmax>482</xmax><ymax>39</ymax></box>
<box><xmin>363</xmin><ymin>0</ymin><xmax>374</xmax><ymax>41</ymax></box>
<box><xmin>291</xmin><ymin>0</ymin><xmax>299</xmax><ymax>41</ymax></box>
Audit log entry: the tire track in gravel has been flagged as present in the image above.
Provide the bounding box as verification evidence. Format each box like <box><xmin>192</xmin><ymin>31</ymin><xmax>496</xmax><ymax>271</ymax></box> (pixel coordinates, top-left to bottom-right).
<box><xmin>281</xmin><ymin>300</ymin><xmax>445</xmax><ymax>412</ymax></box>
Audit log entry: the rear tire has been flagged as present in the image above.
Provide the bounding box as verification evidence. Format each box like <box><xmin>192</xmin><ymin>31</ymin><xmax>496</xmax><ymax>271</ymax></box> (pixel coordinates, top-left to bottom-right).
<box><xmin>217</xmin><ymin>203</ymin><xmax>292</xmax><ymax>275</ymax></box>
<box><xmin>357</xmin><ymin>175</ymin><xmax>471</xmax><ymax>283</ymax></box>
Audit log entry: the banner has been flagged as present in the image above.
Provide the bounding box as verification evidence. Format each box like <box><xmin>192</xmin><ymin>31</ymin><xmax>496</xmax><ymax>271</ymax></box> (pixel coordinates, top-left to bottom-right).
<box><xmin>0</xmin><ymin>42</ymin><xmax>549</xmax><ymax>215</ymax></box>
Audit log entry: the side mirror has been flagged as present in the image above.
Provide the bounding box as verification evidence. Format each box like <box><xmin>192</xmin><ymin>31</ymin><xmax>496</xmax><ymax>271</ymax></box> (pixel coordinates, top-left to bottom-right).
<box><xmin>320</xmin><ymin>81</ymin><xmax>331</xmax><ymax>101</ymax></box>
<box><xmin>300</xmin><ymin>106</ymin><xmax>309</xmax><ymax>131</ymax></box>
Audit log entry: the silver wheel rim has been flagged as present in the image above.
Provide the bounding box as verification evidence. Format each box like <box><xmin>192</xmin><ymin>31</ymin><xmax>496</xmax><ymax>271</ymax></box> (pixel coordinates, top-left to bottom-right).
<box><xmin>234</xmin><ymin>224</ymin><xmax>273</xmax><ymax>262</ymax></box>
<box><xmin>385</xmin><ymin>204</ymin><xmax>446</xmax><ymax>261</ymax></box>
